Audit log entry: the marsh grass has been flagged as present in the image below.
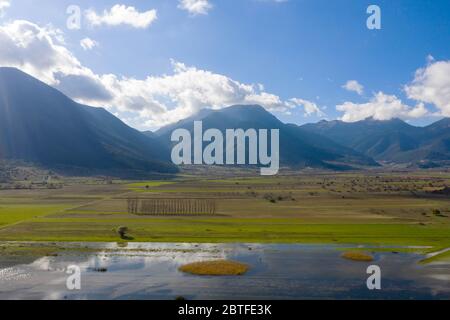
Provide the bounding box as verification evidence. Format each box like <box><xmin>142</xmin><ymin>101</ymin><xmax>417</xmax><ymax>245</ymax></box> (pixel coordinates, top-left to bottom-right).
<box><xmin>178</xmin><ymin>260</ymin><xmax>249</xmax><ymax>276</ymax></box>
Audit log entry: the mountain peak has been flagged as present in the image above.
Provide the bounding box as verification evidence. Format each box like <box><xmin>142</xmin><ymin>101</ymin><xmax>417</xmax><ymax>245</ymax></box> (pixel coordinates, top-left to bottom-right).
<box><xmin>224</xmin><ymin>104</ymin><xmax>266</xmax><ymax>112</ymax></box>
<box><xmin>214</xmin><ymin>104</ymin><xmax>282</xmax><ymax>125</ymax></box>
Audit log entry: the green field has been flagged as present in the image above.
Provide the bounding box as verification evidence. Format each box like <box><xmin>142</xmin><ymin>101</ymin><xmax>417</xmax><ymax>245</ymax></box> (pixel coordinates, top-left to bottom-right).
<box><xmin>1</xmin><ymin>171</ymin><xmax>450</xmax><ymax>251</ymax></box>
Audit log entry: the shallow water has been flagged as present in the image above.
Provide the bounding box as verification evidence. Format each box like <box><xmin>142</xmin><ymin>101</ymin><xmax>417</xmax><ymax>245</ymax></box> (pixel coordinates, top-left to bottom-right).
<box><xmin>0</xmin><ymin>242</ymin><xmax>449</xmax><ymax>300</ymax></box>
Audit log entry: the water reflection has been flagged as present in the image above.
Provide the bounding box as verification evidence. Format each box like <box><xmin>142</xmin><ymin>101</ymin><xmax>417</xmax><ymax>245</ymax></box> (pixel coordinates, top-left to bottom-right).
<box><xmin>0</xmin><ymin>243</ymin><xmax>449</xmax><ymax>300</ymax></box>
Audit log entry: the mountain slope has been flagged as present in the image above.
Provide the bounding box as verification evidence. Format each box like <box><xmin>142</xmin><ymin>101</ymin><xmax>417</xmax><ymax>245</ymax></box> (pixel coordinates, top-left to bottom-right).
<box><xmin>155</xmin><ymin>105</ymin><xmax>377</xmax><ymax>169</ymax></box>
<box><xmin>0</xmin><ymin>67</ymin><xmax>176</xmax><ymax>173</ymax></box>
<box><xmin>301</xmin><ymin>118</ymin><xmax>450</xmax><ymax>164</ymax></box>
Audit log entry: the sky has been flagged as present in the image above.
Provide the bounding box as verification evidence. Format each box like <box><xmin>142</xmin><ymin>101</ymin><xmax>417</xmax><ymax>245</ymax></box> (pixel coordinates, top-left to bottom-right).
<box><xmin>0</xmin><ymin>0</ymin><xmax>449</xmax><ymax>130</ymax></box>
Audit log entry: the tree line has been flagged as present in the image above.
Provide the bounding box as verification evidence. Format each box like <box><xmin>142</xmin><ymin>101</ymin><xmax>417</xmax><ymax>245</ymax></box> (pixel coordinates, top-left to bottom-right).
<box><xmin>127</xmin><ymin>198</ymin><xmax>216</xmax><ymax>215</ymax></box>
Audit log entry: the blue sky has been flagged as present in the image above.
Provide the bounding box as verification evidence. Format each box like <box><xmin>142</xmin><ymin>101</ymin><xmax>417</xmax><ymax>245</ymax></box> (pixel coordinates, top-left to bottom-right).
<box><xmin>1</xmin><ymin>0</ymin><xmax>449</xmax><ymax>129</ymax></box>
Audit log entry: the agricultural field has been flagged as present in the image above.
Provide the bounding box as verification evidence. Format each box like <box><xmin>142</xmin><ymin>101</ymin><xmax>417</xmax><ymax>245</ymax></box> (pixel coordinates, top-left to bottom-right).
<box><xmin>0</xmin><ymin>170</ymin><xmax>450</xmax><ymax>250</ymax></box>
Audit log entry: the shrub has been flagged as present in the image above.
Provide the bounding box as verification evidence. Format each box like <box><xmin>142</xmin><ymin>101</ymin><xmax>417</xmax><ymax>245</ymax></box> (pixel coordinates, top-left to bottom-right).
<box><xmin>117</xmin><ymin>226</ymin><xmax>128</xmax><ymax>239</ymax></box>
<box><xmin>432</xmin><ymin>209</ymin><xmax>441</xmax><ymax>215</ymax></box>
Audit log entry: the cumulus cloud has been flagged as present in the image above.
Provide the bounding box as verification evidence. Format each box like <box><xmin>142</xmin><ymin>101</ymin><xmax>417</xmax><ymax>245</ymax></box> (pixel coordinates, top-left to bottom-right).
<box><xmin>336</xmin><ymin>59</ymin><xmax>450</xmax><ymax>122</ymax></box>
<box><xmin>342</xmin><ymin>80</ymin><xmax>364</xmax><ymax>95</ymax></box>
<box><xmin>0</xmin><ymin>19</ymin><xmax>314</xmax><ymax>130</ymax></box>
<box><xmin>4</xmin><ymin>20</ymin><xmax>445</xmax><ymax>130</ymax></box>
<box><xmin>80</xmin><ymin>37</ymin><xmax>98</xmax><ymax>50</ymax></box>
<box><xmin>85</xmin><ymin>4</ymin><xmax>157</xmax><ymax>29</ymax></box>
<box><xmin>0</xmin><ymin>20</ymin><xmax>88</xmax><ymax>83</ymax></box>
<box><xmin>0</xmin><ymin>20</ymin><xmax>111</xmax><ymax>105</ymax></box>
<box><xmin>0</xmin><ymin>0</ymin><xmax>10</xmax><ymax>17</ymax></box>
<box><xmin>103</xmin><ymin>60</ymin><xmax>311</xmax><ymax>127</ymax></box>
<box><xmin>405</xmin><ymin>60</ymin><xmax>450</xmax><ymax>117</ymax></box>
<box><xmin>178</xmin><ymin>0</ymin><xmax>212</xmax><ymax>16</ymax></box>
<box><xmin>288</xmin><ymin>98</ymin><xmax>324</xmax><ymax>116</ymax></box>
<box><xmin>337</xmin><ymin>92</ymin><xmax>427</xmax><ymax>122</ymax></box>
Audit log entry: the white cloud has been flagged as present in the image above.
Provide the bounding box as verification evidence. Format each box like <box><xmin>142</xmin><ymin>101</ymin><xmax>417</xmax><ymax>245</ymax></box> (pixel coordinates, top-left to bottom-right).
<box><xmin>342</xmin><ymin>80</ymin><xmax>364</xmax><ymax>95</ymax></box>
<box><xmin>336</xmin><ymin>92</ymin><xmax>427</xmax><ymax>122</ymax></box>
<box><xmin>178</xmin><ymin>0</ymin><xmax>212</xmax><ymax>16</ymax></box>
<box><xmin>0</xmin><ymin>20</ymin><xmax>110</xmax><ymax>102</ymax></box>
<box><xmin>80</xmin><ymin>37</ymin><xmax>98</xmax><ymax>50</ymax></box>
<box><xmin>4</xmin><ymin>20</ymin><xmax>445</xmax><ymax>131</ymax></box>
<box><xmin>0</xmin><ymin>20</ymin><xmax>86</xmax><ymax>83</ymax></box>
<box><xmin>288</xmin><ymin>98</ymin><xmax>324</xmax><ymax>116</ymax></box>
<box><xmin>0</xmin><ymin>0</ymin><xmax>10</xmax><ymax>17</ymax></box>
<box><xmin>103</xmin><ymin>60</ymin><xmax>311</xmax><ymax>128</ymax></box>
<box><xmin>0</xmin><ymin>19</ymin><xmax>314</xmax><ymax>130</ymax></box>
<box><xmin>405</xmin><ymin>60</ymin><xmax>450</xmax><ymax>117</ymax></box>
<box><xmin>85</xmin><ymin>4</ymin><xmax>157</xmax><ymax>29</ymax></box>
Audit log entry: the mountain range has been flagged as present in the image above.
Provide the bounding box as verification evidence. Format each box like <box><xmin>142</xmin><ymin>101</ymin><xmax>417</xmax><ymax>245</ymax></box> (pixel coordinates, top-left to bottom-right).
<box><xmin>1</xmin><ymin>67</ymin><xmax>450</xmax><ymax>174</ymax></box>
<box><xmin>301</xmin><ymin>117</ymin><xmax>450</xmax><ymax>166</ymax></box>
<box><xmin>153</xmin><ymin>105</ymin><xmax>376</xmax><ymax>170</ymax></box>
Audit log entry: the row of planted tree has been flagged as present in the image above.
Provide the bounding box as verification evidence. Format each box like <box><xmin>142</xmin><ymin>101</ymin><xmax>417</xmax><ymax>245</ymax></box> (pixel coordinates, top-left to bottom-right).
<box><xmin>127</xmin><ymin>198</ymin><xmax>216</xmax><ymax>215</ymax></box>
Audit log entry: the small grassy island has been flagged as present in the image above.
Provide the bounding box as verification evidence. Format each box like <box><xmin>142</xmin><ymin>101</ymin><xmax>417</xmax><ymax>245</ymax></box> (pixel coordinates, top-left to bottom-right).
<box><xmin>178</xmin><ymin>260</ymin><xmax>249</xmax><ymax>276</ymax></box>
<box><xmin>341</xmin><ymin>251</ymin><xmax>374</xmax><ymax>262</ymax></box>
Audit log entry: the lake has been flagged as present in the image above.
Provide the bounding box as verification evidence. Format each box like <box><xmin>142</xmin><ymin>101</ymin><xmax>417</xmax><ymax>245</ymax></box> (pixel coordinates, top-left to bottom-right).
<box><xmin>0</xmin><ymin>242</ymin><xmax>449</xmax><ymax>300</ymax></box>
